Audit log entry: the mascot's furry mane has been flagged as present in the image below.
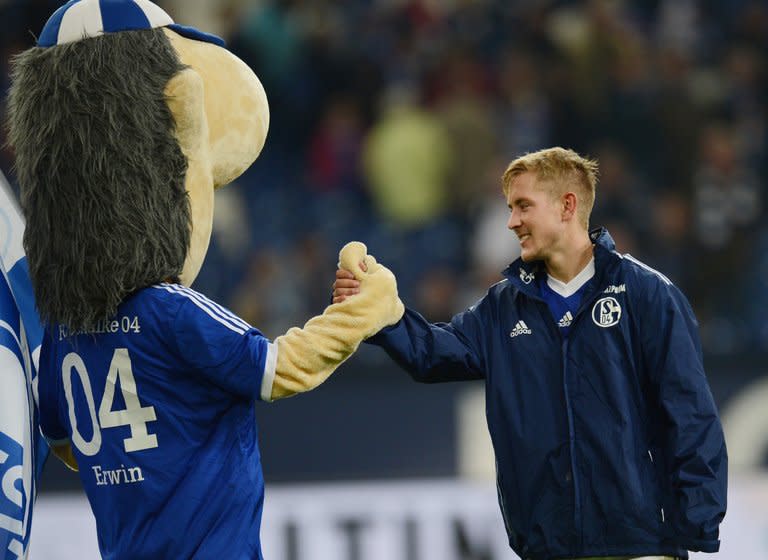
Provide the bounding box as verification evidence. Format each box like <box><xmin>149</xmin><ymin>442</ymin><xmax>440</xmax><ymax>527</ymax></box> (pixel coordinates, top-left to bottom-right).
<box><xmin>7</xmin><ymin>28</ymin><xmax>190</xmax><ymax>332</ymax></box>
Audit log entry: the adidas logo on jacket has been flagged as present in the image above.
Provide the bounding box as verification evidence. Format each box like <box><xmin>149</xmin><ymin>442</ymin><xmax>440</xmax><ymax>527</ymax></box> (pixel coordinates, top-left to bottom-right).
<box><xmin>509</xmin><ymin>320</ymin><xmax>532</xmax><ymax>337</ymax></box>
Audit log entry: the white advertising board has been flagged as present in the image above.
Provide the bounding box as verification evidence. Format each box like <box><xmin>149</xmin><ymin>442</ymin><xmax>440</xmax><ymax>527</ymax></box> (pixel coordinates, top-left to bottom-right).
<box><xmin>30</xmin><ymin>475</ymin><xmax>767</xmax><ymax>559</ymax></box>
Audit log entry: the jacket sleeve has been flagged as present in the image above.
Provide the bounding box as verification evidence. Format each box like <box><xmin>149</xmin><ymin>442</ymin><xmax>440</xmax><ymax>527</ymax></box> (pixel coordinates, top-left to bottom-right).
<box><xmin>366</xmin><ymin>303</ymin><xmax>486</xmax><ymax>383</ymax></box>
<box><xmin>641</xmin><ymin>279</ymin><xmax>727</xmax><ymax>553</ymax></box>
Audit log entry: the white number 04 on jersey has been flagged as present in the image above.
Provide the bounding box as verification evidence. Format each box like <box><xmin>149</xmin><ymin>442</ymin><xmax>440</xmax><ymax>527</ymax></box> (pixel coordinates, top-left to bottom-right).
<box><xmin>62</xmin><ymin>348</ymin><xmax>159</xmax><ymax>455</ymax></box>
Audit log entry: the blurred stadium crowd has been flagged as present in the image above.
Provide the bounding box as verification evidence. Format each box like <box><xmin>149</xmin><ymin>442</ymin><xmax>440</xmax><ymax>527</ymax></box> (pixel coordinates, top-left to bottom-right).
<box><xmin>1</xmin><ymin>0</ymin><xmax>766</xmax><ymax>360</ymax></box>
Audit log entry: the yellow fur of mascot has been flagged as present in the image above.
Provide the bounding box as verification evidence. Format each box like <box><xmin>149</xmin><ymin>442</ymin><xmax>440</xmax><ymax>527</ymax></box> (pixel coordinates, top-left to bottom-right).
<box><xmin>6</xmin><ymin>1</ymin><xmax>403</xmax><ymax>557</ymax></box>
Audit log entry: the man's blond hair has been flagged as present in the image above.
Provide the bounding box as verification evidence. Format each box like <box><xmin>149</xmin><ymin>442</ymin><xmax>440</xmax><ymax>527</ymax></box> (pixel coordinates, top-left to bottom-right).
<box><xmin>502</xmin><ymin>147</ymin><xmax>599</xmax><ymax>229</ymax></box>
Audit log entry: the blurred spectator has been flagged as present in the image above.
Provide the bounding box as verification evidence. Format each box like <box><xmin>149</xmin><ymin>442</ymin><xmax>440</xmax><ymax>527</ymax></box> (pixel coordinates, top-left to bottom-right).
<box><xmin>363</xmin><ymin>83</ymin><xmax>453</xmax><ymax>229</ymax></box>
<box><xmin>236</xmin><ymin>1</ymin><xmax>304</xmax><ymax>95</ymax></box>
<box><xmin>645</xmin><ymin>191</ymin><xmax>695</xmax><ymax>290</ymax></box>
<box><xmin>652</xmin><ymin>46</ymin><xmax>701</xmax><ymax>189</ymax></box>
<box><xmin>689</xmin><ymin>123</ymin><xmax>762</xmax><ymax>352</ymax></box>
<box><xmin>308</xmin><ymin>97</ymin><xmax>367</xmax><ymax>195</ymax></box>
<box><xmin>721</xmin><ymin>45</ymin><xmax>766</xmax><ymax>169</ymax></box>
<box><xmin>589</xmin><ymin>145</ymin><xmax>651</xmax><ymax>247</ymax></box>
<box><xmin>692</xmin><ymin>123</ymin><xmax>761</xmax><ymax>251</ymax></box>
<box><xmin>494</xmin><ymin>49</ymin><xmax>551</xmax><ymax>163</ymax></box>
<box><xmin>433</xmin><ymin>49</ymin><xmax>496</xmax><ymax>214</ymax></box>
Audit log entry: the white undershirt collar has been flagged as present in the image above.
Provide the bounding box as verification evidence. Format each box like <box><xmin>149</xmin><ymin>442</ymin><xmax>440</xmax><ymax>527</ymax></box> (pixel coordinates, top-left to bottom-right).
<box><xmin>546</xmin><ymin>257</ymin><xmax>595</xmax><ymax>298</ymax></box>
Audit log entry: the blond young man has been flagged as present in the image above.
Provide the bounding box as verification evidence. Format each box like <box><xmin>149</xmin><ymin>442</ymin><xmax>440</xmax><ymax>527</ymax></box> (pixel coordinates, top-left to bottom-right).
<box><xmin>335</xmin><ymin>147</ymin><xmax>727</xmax><ymax>560</ymax></box>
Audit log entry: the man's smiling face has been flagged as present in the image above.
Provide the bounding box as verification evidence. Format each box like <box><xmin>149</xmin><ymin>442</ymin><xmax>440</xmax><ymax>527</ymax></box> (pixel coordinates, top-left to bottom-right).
<box><xmin>506</xmin><ymin>171</ymin><xmax>566</xmax><ymax>263</ymax></box>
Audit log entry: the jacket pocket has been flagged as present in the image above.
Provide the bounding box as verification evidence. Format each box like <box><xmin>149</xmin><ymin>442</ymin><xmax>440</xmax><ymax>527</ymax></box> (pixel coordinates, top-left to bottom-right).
<box><xmin>495</xmin><ymin>459</ymin><xmax>514</xmax><ymax>536</ymax></box>
<box><xmin>643</xmin><ymin>448</ymin><xmax>665</xmax><ymax>526</ymax></box>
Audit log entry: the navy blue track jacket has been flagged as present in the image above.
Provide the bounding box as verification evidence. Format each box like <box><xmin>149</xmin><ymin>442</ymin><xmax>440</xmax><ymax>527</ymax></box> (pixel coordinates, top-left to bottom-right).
<box><xmin>368</xmin><ymin>229</ymin><xmax>727</xmax><ymax>560</ymax></box>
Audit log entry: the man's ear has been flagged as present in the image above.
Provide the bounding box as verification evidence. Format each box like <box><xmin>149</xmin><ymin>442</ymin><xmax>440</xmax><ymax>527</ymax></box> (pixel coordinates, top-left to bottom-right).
<box><xmin>562</xmin><ymin>192</ymin><xmax>578</xmax><ymax>222</ymax></box>
<box><xmin>165</xmin><ymin>68</ymin><xmax>214</xmax><ymax>287</ymax></box>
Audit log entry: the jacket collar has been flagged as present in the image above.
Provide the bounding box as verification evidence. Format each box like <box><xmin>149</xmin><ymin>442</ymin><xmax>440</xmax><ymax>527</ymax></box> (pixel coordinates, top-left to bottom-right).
<box><xmin>502</xmin><ymin>227</ymin><xmax>619</xmax><ymax>298</ymax></box>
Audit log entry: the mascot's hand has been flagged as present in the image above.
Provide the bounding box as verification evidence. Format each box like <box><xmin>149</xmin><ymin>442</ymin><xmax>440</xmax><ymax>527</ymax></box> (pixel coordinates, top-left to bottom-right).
<box><xmin>335</xmin><ymin>241</ymin><xmax>405</xmax><ymax>334</ymax></box>
<box><xmin>269</xmin><ymin>242</ymin><xmax>404</xmax><ymax>401</ymax></box>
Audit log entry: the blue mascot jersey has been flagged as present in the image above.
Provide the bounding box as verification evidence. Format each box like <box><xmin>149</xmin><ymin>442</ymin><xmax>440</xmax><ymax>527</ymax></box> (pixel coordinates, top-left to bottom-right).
<box><xmin>38</xmin><ymin>283</ymin><xmax>276</xmax><ymax>559</ymax></box>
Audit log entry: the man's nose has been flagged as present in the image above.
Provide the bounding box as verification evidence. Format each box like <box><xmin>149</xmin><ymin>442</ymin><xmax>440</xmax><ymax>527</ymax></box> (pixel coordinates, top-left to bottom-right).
<box><xmin>507</xmin><ymin>210</ymin><xmax>521</xmax><ymax>230</ymax></box>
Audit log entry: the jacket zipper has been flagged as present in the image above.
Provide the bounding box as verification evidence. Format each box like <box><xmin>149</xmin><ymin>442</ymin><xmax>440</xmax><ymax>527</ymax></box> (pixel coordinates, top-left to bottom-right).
<box><xmin>565</xmin><ymin>287</ymin><xmax>612</xmax><ymax>548</ymax></box>
<box><xmin>561</xmin><ymin>338</ymin><xmax>582</xmax><ymax>550</ymax></box>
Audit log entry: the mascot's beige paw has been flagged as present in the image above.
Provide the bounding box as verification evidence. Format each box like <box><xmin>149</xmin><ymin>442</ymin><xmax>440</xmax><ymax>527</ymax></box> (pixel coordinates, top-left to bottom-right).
<box><xmin>337</xmin><ymin>241</ymin><xmax>404</xmax><ymax>332</ymax></box>
<box><xmin>270</xmin><ymin>242</ymin><xmax>404</xmax><ymax>401</ymax></box>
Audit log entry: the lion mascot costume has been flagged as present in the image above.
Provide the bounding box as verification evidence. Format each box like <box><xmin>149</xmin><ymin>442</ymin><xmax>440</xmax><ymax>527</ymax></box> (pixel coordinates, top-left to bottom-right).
<box><xmin>6</xmin><ymin>1</ymin><xmax>403</xmax><ymax>557</ymax></box>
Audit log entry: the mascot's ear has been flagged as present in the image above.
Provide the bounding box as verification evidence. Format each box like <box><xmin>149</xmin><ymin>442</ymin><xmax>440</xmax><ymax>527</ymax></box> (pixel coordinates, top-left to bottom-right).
<box><xmin>166</xmin><ymin>68</ymin><xmax>210</xmax><ymax>163</ymax></box>
<box><xmin>165</xmin><ymin>68</ymin><xmax>214</xmax><ymax>287</ymax></box>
